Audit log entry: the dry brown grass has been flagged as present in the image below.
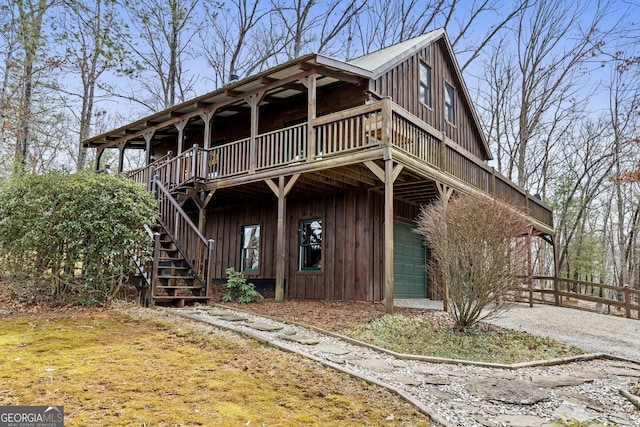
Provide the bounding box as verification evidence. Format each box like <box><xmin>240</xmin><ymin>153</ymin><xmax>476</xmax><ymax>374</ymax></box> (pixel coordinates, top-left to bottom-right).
<box><xmin>0</xmin><ymin>303</ymin><xmax>430</xmax><ymax>426</ymax></box>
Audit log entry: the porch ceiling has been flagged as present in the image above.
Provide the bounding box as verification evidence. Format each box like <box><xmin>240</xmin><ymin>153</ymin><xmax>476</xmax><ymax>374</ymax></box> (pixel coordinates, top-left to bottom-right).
<box><xmin>84</xmin><ymin>53</ymin><xmax>372</xmax><ymax>149</ymax></box>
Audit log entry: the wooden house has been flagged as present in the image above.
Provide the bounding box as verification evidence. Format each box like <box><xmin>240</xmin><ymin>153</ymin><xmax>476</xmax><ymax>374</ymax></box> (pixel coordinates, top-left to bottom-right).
<box><xmin>84</xmin><ymin>29</ymin><xmax>554</xmax><ymax>311</ymax></box>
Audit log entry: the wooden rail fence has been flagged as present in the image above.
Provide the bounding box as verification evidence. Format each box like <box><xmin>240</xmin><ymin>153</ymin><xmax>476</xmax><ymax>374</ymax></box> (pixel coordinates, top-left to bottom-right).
<box><xmin>515</xmin><ymin>275</ymin><xmax>640</xmax><ymax>319</ymax></box>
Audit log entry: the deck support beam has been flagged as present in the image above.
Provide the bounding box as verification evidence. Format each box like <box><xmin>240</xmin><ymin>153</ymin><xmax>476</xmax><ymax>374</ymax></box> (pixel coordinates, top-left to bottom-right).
<box><xmin>266</xmin><ymin>174</ymin><xmax>300</xmax><ymax>302</ymax></box>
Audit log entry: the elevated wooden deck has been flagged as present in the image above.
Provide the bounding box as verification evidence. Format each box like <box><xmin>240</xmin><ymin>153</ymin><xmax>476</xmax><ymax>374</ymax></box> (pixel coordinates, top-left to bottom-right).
<box><xmin>130</xmin><ymin>99</ymin><xmax>552</xmax><ymax>234</ymax></box>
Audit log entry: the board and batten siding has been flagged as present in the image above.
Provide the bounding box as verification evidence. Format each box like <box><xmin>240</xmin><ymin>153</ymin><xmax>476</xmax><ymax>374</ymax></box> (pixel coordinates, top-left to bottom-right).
<box><xmin>202</xmin><ymin>188</ymin><xmax>423</xmax><ymax>301</ymax></box>
<box><xmin>371</xmin><ymin>38</ymin><xmax>488</xmax><ymax>161</ymax></box>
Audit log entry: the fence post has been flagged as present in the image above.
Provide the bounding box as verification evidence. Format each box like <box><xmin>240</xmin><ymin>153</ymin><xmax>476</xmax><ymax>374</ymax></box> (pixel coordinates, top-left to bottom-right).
<box><xmin>624</xmin><ymin>284</ymin><xmax>631</xmax><ymax>319</ymax></box>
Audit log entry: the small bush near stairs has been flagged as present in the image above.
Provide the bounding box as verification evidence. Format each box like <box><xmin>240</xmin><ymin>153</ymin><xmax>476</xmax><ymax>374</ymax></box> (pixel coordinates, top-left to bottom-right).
<box><xmin>223</xmin><ymin>268</ymin><xmax>263</xmax><ymax>303</ymax></box>
<box><xmin>0</xmin><ymin>170</ymin><xmax>156</xmax><ymax>306</ymax></box>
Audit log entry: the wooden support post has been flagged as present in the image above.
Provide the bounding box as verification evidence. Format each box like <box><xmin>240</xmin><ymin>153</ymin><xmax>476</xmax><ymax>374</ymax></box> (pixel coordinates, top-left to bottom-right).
<box><xmin>381</xmin><ymin>97</ymin><xmax>393</xmax><ymax>146</ymax></box>
<box><xmin>95</xmin><ymin>148</ymin><xmax>104</xmax><ymax>172</ymax></box>
<box><xmin>440</xmin><ymin>131</ymin><xmax>447</xmax><ymax>170</ymax></box>
<box><xmin>117</xmin><ymin>141</ymin><xmax>126</xmax><ymax>173</ymax></box>
<box><xmin>384</xmin><ymin>157</ymin><xmax>395</xmax><ymax>314</ymax></box>
<box><xmin>174</xmin><ymin>119</ymin><xmax>188</xmax><ymax>184</ymax></box>
<box><xmin>265</xmin><ymin>174</ymin><xmax>300</xmax><ymax>302</ymax></box>
<box><xmin>300</xmin><ymin>74</ymin><xmax>317</xmax><ymax>159</ymax></box>
<box><xmin>246</xmin><ymin>91</ymin><xmax>265</xmax><ymax>174</ymax></box>
<box><xmin>199</xmin><ymin>108</ymin><xmax>216</xmax><ymax>177</ymax></box>
<box><xmin>143</xmin><ymin>130</ymin><xmax>155</xmax><ymax>166</ymax></box>
<box><xmin>175</xmin><ymin>119</ymin><xmax>188</xmax><ymax>155</ymax></box>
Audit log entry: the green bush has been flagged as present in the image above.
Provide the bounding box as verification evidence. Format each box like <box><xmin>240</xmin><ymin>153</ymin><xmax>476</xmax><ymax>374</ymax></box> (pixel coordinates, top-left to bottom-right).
<box><xmin>223</xmin><ymin>267</ymin><xmax>263</xmax><ymax>303</ymax></box>
<box><xmin>0</xmin><ymin>170</ymin><xmax>156</xmax><ymax>305</ymax></box>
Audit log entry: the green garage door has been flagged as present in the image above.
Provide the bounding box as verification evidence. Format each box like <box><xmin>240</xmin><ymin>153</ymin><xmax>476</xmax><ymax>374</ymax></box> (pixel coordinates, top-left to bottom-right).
<box><xmin>393</xmin><ymin>221</ymin><xmax>427</xmax><ymax>298</ymax></box>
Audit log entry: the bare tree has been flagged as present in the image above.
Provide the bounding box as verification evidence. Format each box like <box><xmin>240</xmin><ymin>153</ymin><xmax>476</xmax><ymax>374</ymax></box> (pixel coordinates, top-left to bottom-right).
<box><xmin>200</xmin><ymin>0</ymin><xmax>286</xmax><ymax>87</ymax></box>
<box><xmin>347</xmin><ymin>0</ymin><xmax>527</xmax><ymax>71</ymax></box>
<box><xmin>6</xmin><ymin>0</ymin><xmax>57</xmax><ymax>171</ymax></box>
<box><xmin>270</xmin><ymin>0</ymin><xmax>367</xmax><ymax>59</ymax></box>
<box><xmin>124</xmin><ymin>0</ymin><xmax>202</xmax><ymax>110</ymax></box>
<box><xmin>58</xmin><ymin>0</ymin><xmax>131</xmax><ymax>170</ymax></box>
<box><xmin>416</xmin><ymin>192</ymin><xmax>530</xmax><ymax>330</ymax></box>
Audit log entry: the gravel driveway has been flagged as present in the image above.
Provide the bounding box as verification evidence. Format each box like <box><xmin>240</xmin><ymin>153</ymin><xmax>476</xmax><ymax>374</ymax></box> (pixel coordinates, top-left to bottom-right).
<box><xmin>395</xmin><ymin>300</ymin><xmax>640</xmax><ymax>361</ymax></box>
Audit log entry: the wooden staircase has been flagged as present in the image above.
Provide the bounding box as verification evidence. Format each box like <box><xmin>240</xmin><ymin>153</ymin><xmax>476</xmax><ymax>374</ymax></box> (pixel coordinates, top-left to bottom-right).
<box><xmin>151</xmin><ymin>229</ymin><xmax>209</xmax><ymax>306</ymax></box>
<box><xmin>129</xmin><ymin>160</ymin><xmax>215</xmax><ymax>307</ymax></box>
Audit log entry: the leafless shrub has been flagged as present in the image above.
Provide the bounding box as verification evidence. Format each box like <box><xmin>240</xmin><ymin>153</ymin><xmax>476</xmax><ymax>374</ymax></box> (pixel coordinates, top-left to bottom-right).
<box><xmin>416</xmin><ymin>192</ymin><xmax>530</xmax><ymax>330</ymax></box>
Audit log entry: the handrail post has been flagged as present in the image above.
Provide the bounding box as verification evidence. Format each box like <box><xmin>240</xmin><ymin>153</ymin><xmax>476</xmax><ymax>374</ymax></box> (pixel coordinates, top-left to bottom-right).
<box><xmin>207</xmin><ymin>239</ymin><xmax>215</xmax><ymax>296</ymax></box>
<box><xmin>624</xmin><ymin>284</ymin><xmax>631</xmax><ymax>318</ymax></box>
<box><xmin>151</xmin><ymin>232</ymin><xmax>161</xmax><ymax>307</ymax></box>
<box><xmin>440</xmin><ymin>131</ymin><xmax>447</xmax><ymax>170</ymax></box>
<box><xmin>381</xmin><ymin>97</ymin><xmax>393</xmax><ymax>146</ymax></box>
<box><xmin>192</xmin><ymin>144</ymin><xmax>199</xmax><ymax>182</ymax></box>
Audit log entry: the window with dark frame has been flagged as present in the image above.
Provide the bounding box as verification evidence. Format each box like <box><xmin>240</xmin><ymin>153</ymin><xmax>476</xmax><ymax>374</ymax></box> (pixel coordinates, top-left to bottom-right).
<box><xmin>419</xmin><ymin>62</ymin><xmax>432</xmax><ymax>107</ymax></box>
<box><xmin>241</xmin><ymin>225</ymin><xmax>260</xmax><ymax>272</ymax></box>
<box><xmin>444</xmin><ymin>81</ymin><xmax>455</xmax><ymax>124</ymax></box>
<box><xmin>299</xmin><ymin>219</ymin><xmax>322</xmax><ymax>271</ymax></box>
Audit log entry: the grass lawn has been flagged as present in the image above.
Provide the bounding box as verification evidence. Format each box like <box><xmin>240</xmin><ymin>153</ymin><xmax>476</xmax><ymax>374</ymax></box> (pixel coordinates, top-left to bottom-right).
<box><xmin>0</xmin><ymin>306</ymin><xmax>429</xmax><ymax>426</ymax></box>
<box><xmin>338</xmin><ymin>313</ymin><xmax>584</xmax><ymax>364</ymax></box>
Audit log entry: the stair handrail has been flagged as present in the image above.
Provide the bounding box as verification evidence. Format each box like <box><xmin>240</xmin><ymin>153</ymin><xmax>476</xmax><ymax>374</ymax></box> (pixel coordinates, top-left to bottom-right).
<box><xmin>153</xmin><ymin>177</ymin><xmax>213</xmax><ymax>288</ymax></box>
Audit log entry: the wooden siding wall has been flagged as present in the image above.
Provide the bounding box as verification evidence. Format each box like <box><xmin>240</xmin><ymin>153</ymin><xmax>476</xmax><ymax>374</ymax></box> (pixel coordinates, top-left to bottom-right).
<box><xmin>202</xmin><ymin>188</ymin><xmax>421</xmax><ymax>302</ymax></box>
<box><xmin>372</xmin><ymin>38</ymin><xmax>487</xmax><ymax>160</ymax></box>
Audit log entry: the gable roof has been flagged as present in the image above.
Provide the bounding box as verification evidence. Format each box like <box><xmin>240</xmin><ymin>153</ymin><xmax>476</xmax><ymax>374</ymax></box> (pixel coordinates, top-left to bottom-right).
<box><xmin>348</xmin><ymin>29</ymin><xmax>491</xmax><ymax>160</ymax></box>
<box><xmin>84</xmin><ymin>29</ymin><xmax>491</xmax><ymax>161</ymax></box>
<box><xmin>348</xmin><ymin>29</ymin><xmax>445</xmax><ymax>75</ymax></box>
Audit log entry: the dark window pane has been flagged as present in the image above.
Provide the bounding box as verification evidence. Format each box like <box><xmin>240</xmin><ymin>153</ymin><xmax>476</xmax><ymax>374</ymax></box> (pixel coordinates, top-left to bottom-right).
<box><xmin>299</xmin><ymin>219</ymin><xmax>322</xmax><ymax>270</ymax></box>
<box><xmin>241</xmin><ymin>225</ymin><xmax>260</xmax><ymax>272</ymax></box>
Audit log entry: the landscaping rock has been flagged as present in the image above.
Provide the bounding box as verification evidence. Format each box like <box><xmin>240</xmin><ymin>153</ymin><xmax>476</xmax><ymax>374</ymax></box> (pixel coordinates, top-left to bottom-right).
<box><xmin>243</xmin><ymin>321</ymin><xmax>282</xmax><ymax>332</ymax></box>
<box><xmin>465</xmin><ymin>378</ymin><xmax>551</xmax><ymax>405</ymax></box>
<box><xmin>218</xmin><ymin>314</ymin><xmax>248</xmax><ymax>322</ymax></box>
<box><xmin>492</xmin><ymin>414</ymin><xmax>555</xmax><ymax>427</ymax></box>
<box><xmin>393</xmin><ymin>375</ymin><xmax>422</xmax><ymax>386</ymax></box>
<box><xmin>551</xmin><ymin>402</ymin><xmax>596</xmax><ymax>423</ymax></box>
<box><xmin>529</xmin><ymin>374</ymin><xmax>594</xmax><ymax>388</ymax></box>
<box><xmin>349</xmin><ymin>358</ymin><xmax>396</xmax><ymax>373</ymax></box>
<box><xmin>278</xmin><ymin>334</ymin><xmax>320</xmax><ymax>345</ymax></box>
<box><xmin>314</xmin><ymin>342</ymin><xmax>350</xmax><ymax>355</ymax></box>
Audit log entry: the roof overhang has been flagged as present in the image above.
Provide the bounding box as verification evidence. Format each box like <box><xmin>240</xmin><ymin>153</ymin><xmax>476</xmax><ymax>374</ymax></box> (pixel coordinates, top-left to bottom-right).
<box><xmin>84</xmin><ymin>54</ymin><xmax>374</xmax><ymax>149</ymax></box>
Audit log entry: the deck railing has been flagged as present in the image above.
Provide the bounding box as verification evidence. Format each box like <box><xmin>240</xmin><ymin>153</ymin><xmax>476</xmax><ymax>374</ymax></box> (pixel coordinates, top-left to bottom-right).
<box><xmin>256</xmin><ymin>123</ymin><xmax>308</xmax><ymax>169</ymax></box>
<box><xmin>128</xmin><ymin>99</ymin><xmax>553</xmax><ymax>228</ymax></box>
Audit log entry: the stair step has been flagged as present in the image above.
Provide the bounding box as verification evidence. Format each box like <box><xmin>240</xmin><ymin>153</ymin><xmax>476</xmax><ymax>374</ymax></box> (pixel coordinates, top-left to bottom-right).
<box><xmin>156</xmin><ymin>285</ymin><xmax>203</xmax><ymax>289</ymax></box>
<box><xmin>158</xmin><ymin>275</ymin><xmax>196</xmax><ymax>280</ymax></box>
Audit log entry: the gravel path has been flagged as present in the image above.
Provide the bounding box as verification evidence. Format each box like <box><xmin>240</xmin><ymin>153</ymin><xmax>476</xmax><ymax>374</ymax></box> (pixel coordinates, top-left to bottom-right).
<box><xmin>487</xmin><ymin>303</ymin><xmax>640</xmax><ymax>362</ymax></box>
<box><xmin>173</xmin><ymin>305</ymin><xmax>640</xmax><ymax>427</ymax></box>
<box><xmin>395</xmin><ymin>300</ymin><xmax>640</xmax><ymax>362</ymax></box>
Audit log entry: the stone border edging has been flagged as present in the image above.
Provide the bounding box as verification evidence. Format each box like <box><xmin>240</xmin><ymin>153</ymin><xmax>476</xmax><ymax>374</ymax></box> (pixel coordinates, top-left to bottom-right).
<box><xmin>208</xmin><ymin>303</ymin><xmax>640</xmax><ymax>368</ymax></box>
